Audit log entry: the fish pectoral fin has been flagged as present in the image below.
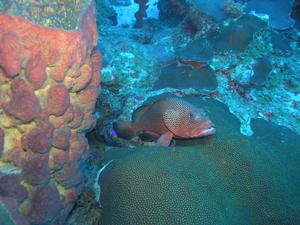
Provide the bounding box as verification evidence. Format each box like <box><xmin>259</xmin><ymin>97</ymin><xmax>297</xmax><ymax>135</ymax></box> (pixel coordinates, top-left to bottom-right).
<box><xmin>137</xmin><ymin>130</ymin><xmax>160</xmax><ymax>141</ymax></box>
<box><xmin>156</xmin><ymin>132</ymin><xmax>174</xmax><ymax>147</ymax></box>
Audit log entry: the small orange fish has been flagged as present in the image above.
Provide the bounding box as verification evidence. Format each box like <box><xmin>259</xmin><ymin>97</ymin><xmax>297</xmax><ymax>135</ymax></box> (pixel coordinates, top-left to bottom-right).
<box><xmin>177</xmin><ymin>58</ymin><xmax>208</xmax><ymax>69</ymax></box>
<box><xmin>113</xmin><ymin>97</ymin><xmax>216</xmax><ymax>146</ymax></box>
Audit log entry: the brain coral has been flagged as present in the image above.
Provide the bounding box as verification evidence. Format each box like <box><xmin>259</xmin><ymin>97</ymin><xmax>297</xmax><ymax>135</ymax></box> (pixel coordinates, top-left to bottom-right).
<box><xmin>0</xmin><ymin>0</ymin><xmax>101</xmax><ymax>224</ymax></box>
<box><xmin>99</xmin><ymin>98</ymin><xmax>300</xmax><ymax>225</ymax></box>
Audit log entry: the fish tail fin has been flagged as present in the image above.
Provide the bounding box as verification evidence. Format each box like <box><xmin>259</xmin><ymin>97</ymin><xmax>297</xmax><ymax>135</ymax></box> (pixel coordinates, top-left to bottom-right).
<box><xmin>113</xmin><ymin>121</ymin><xmax>139</xmax><ymax>140</ymax></box>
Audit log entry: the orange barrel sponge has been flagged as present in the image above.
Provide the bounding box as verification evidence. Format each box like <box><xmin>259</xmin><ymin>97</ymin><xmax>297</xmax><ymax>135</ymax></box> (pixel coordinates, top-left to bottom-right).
<box><xmin>0</xmin><ymin>0</ymin><xmax>101</xmax><ymax>224</ymax></box>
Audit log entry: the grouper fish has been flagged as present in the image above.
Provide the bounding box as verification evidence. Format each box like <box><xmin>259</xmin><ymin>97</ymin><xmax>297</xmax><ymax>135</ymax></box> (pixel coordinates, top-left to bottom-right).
<box><xmin>113</xmin><ymin>97</ymin><xmax>216</xmax><ymax>146</ymax></box>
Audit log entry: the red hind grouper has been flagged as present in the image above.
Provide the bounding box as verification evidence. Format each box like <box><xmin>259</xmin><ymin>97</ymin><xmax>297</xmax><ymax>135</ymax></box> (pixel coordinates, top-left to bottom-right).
<box><xmin>113</xmin><ymin>97</ymin><xmax>216</xmax><ymax>146</ymax></box>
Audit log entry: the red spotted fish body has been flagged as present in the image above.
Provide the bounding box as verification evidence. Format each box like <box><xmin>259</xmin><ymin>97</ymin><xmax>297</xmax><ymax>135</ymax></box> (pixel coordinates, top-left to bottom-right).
<box><xmin>113</xmin><ymin>97</ymin><xmax>216</xmax><ymax>146</ymax></box>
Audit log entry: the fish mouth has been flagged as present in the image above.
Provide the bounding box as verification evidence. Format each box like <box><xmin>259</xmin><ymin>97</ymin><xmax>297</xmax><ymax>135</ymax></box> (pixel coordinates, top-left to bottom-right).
<box><xmin>198</xmin><ymin>127</ymin><xmax>216</xmax><ymax>136</ymax></box>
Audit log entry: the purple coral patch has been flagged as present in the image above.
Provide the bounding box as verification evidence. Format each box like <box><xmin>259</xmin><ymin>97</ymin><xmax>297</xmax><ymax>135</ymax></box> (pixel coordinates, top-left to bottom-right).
<box><xmin>28</xmin><ymin>184</ymin><xmax>62</xmax><ymax>224</ymax></box>
<box><xmin>0</xmin><ymin>174</ymin><xmax>28</xmax><ymax>203</ymax></box>
<box><xmin>46</xmin><ymin>84</ymin><xmax>70</xmax><ymax>116</ymax></box>
<box><xmin>21</xmin><ymin>154</ymin><xmax>50</xmax><ymax>185</ymax></box>
<box><xmin>3</xmin><ymin>79</ymin><xmax>41</xmax><ymax>122</ymax></box>
<box><xmin>21</xmin><ymin>128</ymin><xmax>52</xmax><ymax>154</ymax></box>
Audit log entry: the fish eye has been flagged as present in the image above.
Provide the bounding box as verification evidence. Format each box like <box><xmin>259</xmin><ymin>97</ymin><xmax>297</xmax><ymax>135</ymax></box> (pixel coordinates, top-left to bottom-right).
<box><xmin>189</xmin><ymin>112</ymin><xmax>193</xmax><ymax>120</ymax></box>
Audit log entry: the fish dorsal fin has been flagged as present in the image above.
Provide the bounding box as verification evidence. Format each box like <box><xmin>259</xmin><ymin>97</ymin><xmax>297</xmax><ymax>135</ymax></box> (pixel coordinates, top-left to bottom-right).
<box><xmin>163</xmin><ymin>109</ymin><xmax>182</xmax><ymax>136</ymax></box>
<box><xmin>132</xmin><ymin>104</ymin><xmax>150</xmax><ymax>122</ymax></box>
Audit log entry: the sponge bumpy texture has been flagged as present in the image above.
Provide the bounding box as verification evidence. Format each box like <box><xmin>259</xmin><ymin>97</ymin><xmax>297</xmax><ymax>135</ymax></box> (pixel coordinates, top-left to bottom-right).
<box><xmin>0</xmin><ymin>1</ymin><xmax>100</xmax><ymax>224</ymax></box>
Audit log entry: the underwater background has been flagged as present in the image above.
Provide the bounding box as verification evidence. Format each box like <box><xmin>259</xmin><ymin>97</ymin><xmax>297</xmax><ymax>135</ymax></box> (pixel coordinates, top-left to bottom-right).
<box><xmin>0</xmin><ymin>0</ymin><xmax>300</xmax><ymax>225</ymax></box>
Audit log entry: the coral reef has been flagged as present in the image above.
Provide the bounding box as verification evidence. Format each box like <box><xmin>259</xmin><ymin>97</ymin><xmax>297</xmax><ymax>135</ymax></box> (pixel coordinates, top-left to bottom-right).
<box><xmin>0</xmin><ymin>0</ymin><xmax>101</xmax><ymax>224</ymax></box>
<box><xmin>0</xmin><ymin>0</ymin><xmax>91</xmax><ymax>29</ymax></box>
<box><xmin>182</xmin><ymin>6</ymin><xmax>218</xmax><ymax>39</ymax></box>
<box><xmin>292</xmin><ymin>0</ymin><xmax>300</xmax><ymax>21</ymax></box>
<box><xmin>68</xmin><ymin>189</ymin><xmax>102</xmax><ymax>225</ymax></box>
<box><xmin>98</xmin><ymin>98</ymin><xmax>300</xmax><ymax>225</ymax></box>
<box><xmin>134</xmin><ymin>0</ymin><xmax>149</xmax><ymax>28</ymax></box>
<box><xmin>95</xmin><ymin>0</ymin><xmax>118</xmax><ymax>26</ymax></box>
<box><xmin>93</xmin><ymin>0</ymin><xmax>300</xmax><ymax>147</ymax></box>
<box><xmin>245</xmin><ymin>0</ymin><xmax>295</xmax><ymax>29</ymax></box>
<box><xmin>224</xmin><ymin>0</ymin><xmax>245</xmax><ymax>18</ymax></box>
<box><xmin>158</xmin><ymin>0</ymin><xmax>188</xmax><ymax>24</ymax></box>
<box><xmin>64</xmin><ymin>1</ymin><xmax>300</xmax><ymax>223</ymax></box>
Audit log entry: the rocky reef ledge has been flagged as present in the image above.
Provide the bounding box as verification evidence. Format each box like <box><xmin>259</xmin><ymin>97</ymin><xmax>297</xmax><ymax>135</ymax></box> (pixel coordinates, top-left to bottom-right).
<box><xmin>0</xmin><ymin>0</ymin><xmax>101</xmax><ymax>224</ymax></box>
